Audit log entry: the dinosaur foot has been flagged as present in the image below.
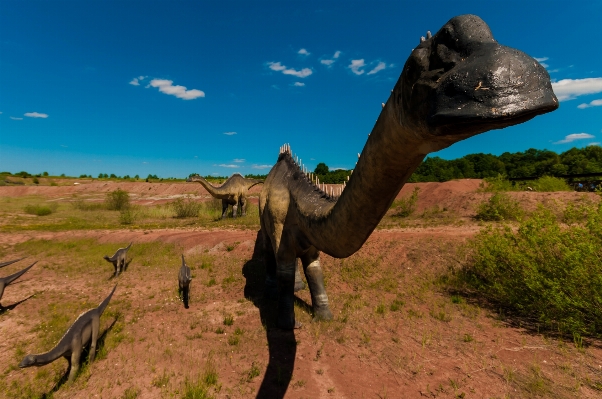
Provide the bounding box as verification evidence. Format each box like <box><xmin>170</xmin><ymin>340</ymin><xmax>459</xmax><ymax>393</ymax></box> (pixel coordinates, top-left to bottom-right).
<box><xmin>294</xmin><ymin>279</ymin><xmax>306</xmax><ymax>292</ymax></box>
<box><xmin>312</xmin><ymin>307</ymin><xmax>334</xmax><ymax>322</ymax></box>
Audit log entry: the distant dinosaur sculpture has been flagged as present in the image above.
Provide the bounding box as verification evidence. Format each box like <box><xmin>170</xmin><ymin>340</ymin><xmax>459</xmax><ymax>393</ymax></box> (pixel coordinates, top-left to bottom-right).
<box><xmin>0</xmin><ymin>260</ymin><xmax>37</xmax><ymax>308</ymax></box>
<box><xmin>186</xmin><ymin>173</ymin><xmax>264</xmax><ymax>219</ymax></box>
<box><xmin>103</xmin><ymin>243</ymin><xmax>132</xmax><ymax>277</ymax></box>
<box><xmin>19</xmin><ymin>285</ymin><xmax>117</xmax><ymax>382</ymax></box>
<box><xmin>259</xmin><ymin>15</ymin><xmax>558</xmax><ymax>329</ymax></box>
<box><xmin>178</xmin><ymin>255</ymin><xmax>192</xmax><ymax>309</ymax></box>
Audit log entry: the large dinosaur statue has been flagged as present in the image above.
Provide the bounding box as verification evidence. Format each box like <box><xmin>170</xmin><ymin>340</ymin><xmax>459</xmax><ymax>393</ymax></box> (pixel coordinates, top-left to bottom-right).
<box><xmin>19</xmin><ymin>285</ymin><xmax>117</xmax><ymax>382</ymax></box>
<box><xmin>0</xmin><ymin>260</ymin><xmax>37</xmax><ymax>308</ymax></box>
<box><xmin>103</xmin><ymin>242</ymin><xmax>132</xmax><ymax>277</ymax></box>
<box><xmin>259</xmin><ymin>14</ymin><xmax>558</xmax><ymax>329</ymax></box>
<box><xmin>186</xmin><ymin>173</ymin><xmax>264</xmax><ymax>219</ymax></box>
<box><xmin>178</xmin><ymin>254</ymin><xmax>192</xmax><ymax>309</ymax></box>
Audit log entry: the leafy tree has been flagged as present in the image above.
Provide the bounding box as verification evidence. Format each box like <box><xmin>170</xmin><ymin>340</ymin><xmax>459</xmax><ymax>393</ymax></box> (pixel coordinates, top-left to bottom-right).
<box><xmin>42</xmin><ymin>171</ymin><xmax>49</xmax><ymax>176</ymax></box>
<box><xmin>314</xmin><ymin>163</ymin><xmax>329</xmax><ymax>175</ymax></box>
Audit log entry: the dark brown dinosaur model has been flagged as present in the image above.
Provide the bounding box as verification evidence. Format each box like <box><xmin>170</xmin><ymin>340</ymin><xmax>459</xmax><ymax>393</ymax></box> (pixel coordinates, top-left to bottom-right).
<box><xmin>178</xmin><ymin>255</ymin><xmax>192</xmax><ymax>309</ymax></box>
<box><xmin>259</xmin><ymin>14</ymin><xmax>559</xmax><ymax>329</ymax></box>
<box><xmin>19</xmin><ymin>285</ymin><xmax>117</xmax><ymax>382</ymax></box>
<box><xmin>0</xmin><ymin>260</ymin><xmax>37</xmax><ymax>309</ymax></box>
<box><xmin>186</xmin><ymin>173</ymin><xmax>264</xmax><ymax>218</ymax></box>
<box><xmin>103</xmin><ymin>243</ymin><xmax>132</xmax><ymax>277</ymax></box>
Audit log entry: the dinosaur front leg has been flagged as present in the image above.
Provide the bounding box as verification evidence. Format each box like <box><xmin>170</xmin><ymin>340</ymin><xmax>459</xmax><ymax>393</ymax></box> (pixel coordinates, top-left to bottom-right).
<box><xmin>294</xmin><ymin>259</ymin><xmax>305</xmax><ymax>292</ymax></box>
<box><xmin>232</xmin><ymin>197</ymin><xmax>238</xmax><ymax>219</ymax></box>
<box><xmin>221</xmin><ymin>200</ymin><xmax>229</xmax><ymax>219</ymax></box>
<box><xmin>68</xmin><ymin>336</ymin><xmax>82</xmax><ymax>382</ymax></box>
<box><xmin>113</xmin><ymin>261</ymin><xmax>119</xmax><ymax>277</ymax></box>
<box><xmin>276</xmin><ymin>231</ymin><xmax>301</xmax><ymax>329</ymax></box>
<box><xmin>90</xmin><ymin>317</ymin><xmax>100</xmax><ymax>363</ymax></box>
<box><xmin>239</xmin><ymin>197</ymin><xmax>246</xmax><ymax>217</ymax></box>
<box><xmin>301</xmin><ymin>248</ymin><xmax>333</xmax><ymax>321</ymax></box>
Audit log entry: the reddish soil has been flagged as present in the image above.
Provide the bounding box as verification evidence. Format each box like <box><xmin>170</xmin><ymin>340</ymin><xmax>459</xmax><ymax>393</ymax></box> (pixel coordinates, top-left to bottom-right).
<box><xmin>1</xmin><ymin>180</ymin><xmax>601</xmax><ymax>398</ymax></box>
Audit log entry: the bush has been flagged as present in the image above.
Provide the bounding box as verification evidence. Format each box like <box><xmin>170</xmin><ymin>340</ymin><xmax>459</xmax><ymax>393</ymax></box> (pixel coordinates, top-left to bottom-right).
<box><xmin>475</xmin><ymin>192</ymin><xmax>523</xmax><ymax>221</ymax></box>
<box><xmin>24</xmin><ymin>204</ymin><xmax>55</xmax><ymax>216</ymax></box>
<box><xmin>172</xmin><ymin>196</ymin><xmax>202</xmax><ymax>218</ymax></box>
<box><xmin>391</xmin><ymin>187</ymin><xmax>420</xmax><ymax>217</ymax></box>
<box><xmin>531</xmin><ymin>175</ymin><xmax>572</xmax><ymax>192</ymax></box>
<box><xmin>454</xmin><ymin>204</ymin><xmax>602</xmax><ymax>336</ymax></box>
<box><xmin>479</xmin><ymin>174</ymin><xmax>514</xmax><ymax>192</ymax></box>
<box><xmin>119</xmin><ymin>206</ymin><xmax>139</xmax><ymax>225</ymax></box>
<box><xmin>105</xmin><ymin>189</ymin><xmax>130</xmax><ymax>210</ymax></box>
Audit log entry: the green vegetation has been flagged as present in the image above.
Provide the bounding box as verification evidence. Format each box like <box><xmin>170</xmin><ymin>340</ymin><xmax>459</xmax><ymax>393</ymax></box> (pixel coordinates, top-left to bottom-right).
<box><xmin>24</xmin><ymin>204</ymin><xmax>56</xmax><ymax>216</ymax></box>
<box><xmin>171</xmin><ymin>196</ymin><xmax>202</xmax><ymax>218</ymax></box>
<box><xmin>481</xmin><ymin>175</ymin><xmax>572</xmax><ymax>192</ymax></box>
<box><xmin>105</xmin><ymin>189</ymin><xmax>131</xmax><ymax>211</ymax></box>
<box><xmin>452</xmin><ymin>202</ymin><xmax>602</xmax><ymax>336</ymax></box>
<box><xmin>475</xmin><ymin>192</ymin><xmax>523</xmax><ymax>221</ymax></box>
<box><xmin>390</xmin><ymin>187</ymin><xmax>420</xmax><ymax>217</ymax></box>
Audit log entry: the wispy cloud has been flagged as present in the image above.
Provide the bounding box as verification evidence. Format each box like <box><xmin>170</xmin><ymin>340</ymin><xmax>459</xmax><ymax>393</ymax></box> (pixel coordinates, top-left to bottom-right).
<box><xmin>223</xmin><ymin>131</ymin><xmax>237</xmax><ymax>136</ymax></box>
<box><xmin>293</xmin><ymin>82</ymin><xmax>305</xmax><ymax>87</ymax></box>
<box><xmin>534</xmin><ymin>57</ymin><xmax>549</xmax><ymax>62</ymax></box>
<box><xmin>10</xmin><ymin>116</ymin><xmax>23</xmax><ymax>120</ymax></box>
<box><xmin>267</xmin><ymin>62</ymin><xmax>312</xmax><ymax>78</ymax></box>
<box><xmin>252</xmin><ymin>164</ymin><xmax>272</xmax><ymax>169</ymax></box>
<box><xmin>60</xmin><ymin>144</ymin><xmax>68</xmax><ymax>148</ymax></box>
<box><xmin>24</xmin><ymin>112</ymin><xmax>48</xmax><ymax>118</ymax></box>
<box><xmin>233</xmin><ymin>158</ymin><xmax>245</xmax><ymax>163</ymax></box>
<box><xmin>129</xmin><ymin>78</ymin><xmax>140</xmax><ymax>86</ymax></box>
<box><xmin>552</xmin><ymin>78</ymin><xmax>602</xmax><ymax>101</ymax></box>
<box><xmin>588</xmin><ymin>142</ymin><xmax>600</xmax><ymax>146</ymax></box>
<box><xmin>298</xmin><ymin>48</ymin><xmax>310</xmax><ymax>56</ymax></box>
<box><xmin>148</xmin><ymin>79</ymin><xmax>205</xmax><ymax>100</ymax></box>
<box><xmin>554</xmin><ymin>133</ymin><xmax>595</xmax><ymax>144</ymax></box>
<box><xmin>367</xmin><ymin>61</ymin><xmax>386</xmax><ymax>75</ymax></box>
<box><xmin>577</xmin><ymin>99</ymin><xmax>602</xmax><ymax>109</ymax></box>
<box><xmin>349</xmin><ymin>59</ymin><xmax>366</xmax><ymax>75</ymax></box>
<box><xmin>320</xmin><ymin>51</ymin><xmax>341</xmax><ymax>67</ymax></box>
<box><xmin>217</xmin><ymin>164</ymin><xmax>239</xmax><ymax>168</ymax></box>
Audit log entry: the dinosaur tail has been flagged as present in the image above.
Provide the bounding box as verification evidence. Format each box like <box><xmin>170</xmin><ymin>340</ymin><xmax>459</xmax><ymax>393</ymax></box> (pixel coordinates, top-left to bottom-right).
<box><xmin>3</xmin><ymin>261</ymin><xmax>37</xmax><ymax>285</ymax></box>
<box><xmin>97</xmin><ymin>284</ymin><xmax>118</xmax><ymax>315</ymax></box>
<box><xmin>0</xmin><ymin>257</ymin><xmax>26</xmax><ymax>269</ymax></box>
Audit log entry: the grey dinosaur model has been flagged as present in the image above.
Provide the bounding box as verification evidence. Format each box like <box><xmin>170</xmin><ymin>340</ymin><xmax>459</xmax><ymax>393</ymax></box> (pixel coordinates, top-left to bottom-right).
<box><xmin>186</xmin><ymin>173</ymin><xmax>264</xmax><ymax>218</ymax></box>
<box><xmin>19</xmin><ymin>285</ymin><xmax>117</xmax><ymax>382</ymax></box>
<box><xmin>103</xmin><ymin>243</ymin><xmax>132</xmax><ymax>277</ymax></box>
<box><xmin>178</xmin><ymin>255</ymin><xmax>192</xmax><ymax>309</ymax></box>
<box><xmin>0</xmin><ymin>260</ymin><xmax>37</xmax><ymax>308</ymax></box>
<box><xmin>259</xmin><ymin>15</ymin><xmax>558</xmax><ymax>329</ymax></box>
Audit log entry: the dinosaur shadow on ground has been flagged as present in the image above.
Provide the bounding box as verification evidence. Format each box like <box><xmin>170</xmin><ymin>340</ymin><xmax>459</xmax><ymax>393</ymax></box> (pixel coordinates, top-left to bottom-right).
<box><xmin>0</xmin><ymin>293</ymin><xmax>36</xmax><ymax>315</ymax></box>
<box><xmin>42</xmin><ymin>316</ymin><xmax>120</xmax><ymax>397</ymax></box>
<box><xmin>242</xmin><ymin>230</ymin><xmax>311</xmax><ymax>399</ymax></box>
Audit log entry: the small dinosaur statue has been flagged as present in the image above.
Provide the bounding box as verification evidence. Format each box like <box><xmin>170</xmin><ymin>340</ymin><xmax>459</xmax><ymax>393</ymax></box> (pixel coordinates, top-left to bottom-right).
<box><xmin>0</xmin><ymin>260</ymin><xmax>37</xmax><ymax>308</ymax></box>
<box><xmin>19</xmin><ymin>285</ymin><xmax>117</xmax><ymax>382</ymax></box>
<box><xmin>178</xmin><ymin>255</ymin><xmax>192</xmax><ymax>309</ymax></box>
<box><xmin>186</xmin><ymin>173</ymin><xmax>264</xmax><ymax>219</ymax></box>
<box><xmin>103</xmin><ymin>243</ymin><xmax>132</xmax><ymax>277</ymax></box>
<box><xmin>259</xmin><ymin>15</ymin><xmax>558</xmax><ymax>329</ymax></box>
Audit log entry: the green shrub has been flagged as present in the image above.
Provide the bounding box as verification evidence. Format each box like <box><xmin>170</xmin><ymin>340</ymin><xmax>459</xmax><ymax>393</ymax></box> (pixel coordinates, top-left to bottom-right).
<box><xmin>119</xmin><ymin>206</ymin><xmax>139</xmax><ymax>225</ymax></box>
<box><xmin>532</xmin><ymin>176</ymin><xmax>572</xmax><ymax>192</ymax></box>
<box><xmin>475</xmin><ymin>192</ymin><xmax>523</xmax><ymax>221</ymax></box>
<box><xmin>391</xmin><ymin>187</ymin><xmax>420</xmax><ymax>217</ymax></box>
<box><xmin>171</xmin><ymin>196</ymin><xmax>201</xmax><ymax>218</ymax></box>
<box><xmin>32</xmin><ymin>177</ymin><xmax>39</xmax><ymax>184</ymax></box>
<box><xmin>479</xmin><ymin>174</ymin><xmax>514</xmax><ymax>192</ymax></box>
<box><xmin>24</xmin><ymin>204</ymin><xmax>55</xmax><ymax>216</ymax></box>
<box><xmin>454</xmin><ymin>204</ymin><xmax>602</xmax><ymax>336</ymax></box>
<box><xmin>105</xmin><ymin>189</ymin><xmax>130</xmax><ymax>210</ymax></box>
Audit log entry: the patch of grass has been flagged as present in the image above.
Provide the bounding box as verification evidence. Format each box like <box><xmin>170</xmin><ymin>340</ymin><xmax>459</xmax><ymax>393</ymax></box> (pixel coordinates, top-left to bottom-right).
<box><xmin>390</xmin><ymin>298</ymin><xmax>405</xmax><ymax>312</ymax></box>
<box><xmin>223</xmin><ymin>315</ymin><xmax>234</xmax><ymax>326</ymax></box>
<box><xmin>242</xmin><ymin>362</ymin><xmax>261</xmax><ymax>382</ymax></box>
<box><xmin>121</xmin><ymin>387</ymin><xmax>141</xmax><ymax>399</ymax></box>
<box><xmin>375</xmin><ymin>303</ymin><xmax>386</xmax><ymax>316</ymax></box>
<box><xmin>152</xmin><ymin>370</ymin><xmax>171</xmax><ymax>388</ymax></box>
<box><xmin>475</xmin><ymin>192</ymin><xmax>523</xmax><ymax>221</ymax></box>
<box><xmin>171</xmin><ymin>196</ymin><xmax>202</xmax><ymax>218</ymax></box>
<box><xmin>227</xmin><ymin>335</ymin><xmax>239</xmax><ymax>346</ymax></box>
<box><xmin>215</xmin><ymin>327</ymin><xmax>224</xmax><ymax>334</ymax></box>
<box><xmin>206</xmin><ymin>277</ymin><xmax>217</xmax><ymax>287</ymax></box>
<box><xmin>105</xmin><ymin>189</ymin><xmax>130</xmax><ymax>210</ymax></box>
<box><xmin>391</xmin><ymin>187</ymin><xmax>420</xmax><ymax>217</ymax></box>
<box><xmin>532</xmin><ymin>176</ymin><xmax>572</xmax><ymax>192</ymax></box>
<box><xmin>24</xmin><ymin>204</ymin><xmax>55</xmax><ymax>216</ymax></box>
<box><xmin>119</xmin><ymin>206</ymin><xmax>140</xmax><ymax>225</ymax></box>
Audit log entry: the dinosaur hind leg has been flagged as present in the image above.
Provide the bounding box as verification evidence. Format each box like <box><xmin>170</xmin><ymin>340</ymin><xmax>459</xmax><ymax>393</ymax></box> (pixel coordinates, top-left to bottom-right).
<box><xmin>301</xmin><ymin>248</ymin><xmax>333</xmax><ymax>322</ymax></box>
<box><xmin>221</xmin><ymin>200</ymin><xmax>228</xmax><ymax>219</ymax></box>
<box><xmin>239</xmin><ymin>197</ymin><xmax>246</xmax><ymax>217</ymax></box>
<box><xmin>275</xmin><ymin>230</ymin><xmax>301</xmax><ymax>329</ymax></box>
<box><xmin>294</xmin><ymin>259</ymin><xmax>305</xmax><ymax>292</ymax></box>
<box><xmin>68</xmin><ymin>335</ymin><xmax>82</xmax><ymax>382</ymax></box>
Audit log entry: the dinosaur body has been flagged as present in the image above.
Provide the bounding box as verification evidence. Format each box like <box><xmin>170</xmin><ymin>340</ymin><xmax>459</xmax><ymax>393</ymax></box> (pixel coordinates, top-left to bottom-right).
<box><xmin>0</xmin><ymin>260</ymin><xmax>36</xmax><ymax>308</ymax></box>
<box><xmin>186</xmin><ymin>173</ymin><xmax>264</xmax><ymax>218</ymax></box>
<box><xmin>103</xmin><ymin>243</ymin><xmax>132</xmax><ymax>277</ymax></box>
<box><xmin>178</xmin><ymin>255</ymin><xmax>192</xmax><ymax>308</ymax></box>
<box><xmin>19</xmin><ymin>285</ymin><xmax>117</xmax><ymax>382</ymax></box>
<box><xmin>259</xmin><ymin>15</ymin><xmax>558</xmax><ymax>329</ymax></box>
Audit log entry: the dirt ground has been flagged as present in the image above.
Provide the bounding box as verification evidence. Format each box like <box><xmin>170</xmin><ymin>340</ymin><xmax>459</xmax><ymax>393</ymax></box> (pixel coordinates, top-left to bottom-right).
<box><xmin>1</xmin><ymin>180</ymin><xmax>601</xmax><ymax>399</ymax></box>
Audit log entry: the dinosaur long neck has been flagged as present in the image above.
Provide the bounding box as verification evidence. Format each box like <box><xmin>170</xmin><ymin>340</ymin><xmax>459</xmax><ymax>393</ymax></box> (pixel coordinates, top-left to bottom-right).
<box><xmin>97</xmin><ymin>285</ymin><xmax>117</xmax><ymax>315</ymax></box>
<box><xmin>246</xmin><ymin>179</ymin><xmax>264</xmax><ymax>190</ymax></box>
<box><xmin>190</xmin><ymin>176</ymin><xmax>230</xmax><ymax>199</ymax></box>
<box><xmin>295</xmin><ymin>102</ymin><xmax>428</xmax><ymax>258</ymax></box>
<box><xmin>31</xmin><ymin>343</ymin><xmax>70</xmax><ymax>365</ymax></box>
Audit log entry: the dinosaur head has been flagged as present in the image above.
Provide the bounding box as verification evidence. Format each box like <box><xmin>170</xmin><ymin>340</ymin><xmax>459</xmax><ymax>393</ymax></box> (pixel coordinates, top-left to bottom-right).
<box><xmin>186</xmin><ymin>174</ymin><xmax>200</xmax><ymax>182</ymax></box>
<box><xmin>19</xmin><ymin>354</ymin><xmax>38</xmax><ymax>368</ymax></box>
<box><xmin>394</xmin><ymin>14</ymin><xmax>558</xmax><ymax>152</ymax></box>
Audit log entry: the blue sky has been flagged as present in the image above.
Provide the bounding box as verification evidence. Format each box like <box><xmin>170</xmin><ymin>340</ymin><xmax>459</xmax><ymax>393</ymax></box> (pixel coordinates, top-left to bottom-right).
<box><xmin>1</xmin><ymin>1</ymin><xmax>601</xmax><ymax>178</ymax></box>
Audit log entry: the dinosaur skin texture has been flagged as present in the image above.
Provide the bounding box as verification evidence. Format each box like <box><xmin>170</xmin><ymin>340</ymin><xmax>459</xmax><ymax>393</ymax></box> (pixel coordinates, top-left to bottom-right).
<box><xmin>103</xmin><ymin>242</ymin><xmax>132</xmax><ymax>277</ymax></box>
<box><xmin>259</xmin><ymin>14</ymin><xmax>558</xmax><ymax>329</ymax></box>
<box><xmin>19</xmin><ymin>285</ymin><xmax>117</xmax><ymax>382</ymax></box>
<box><xmin>179</xmin><ymin>255</ymin><xmax>192</xmax><ymax>309</ymax></box>
<box><xmin>0</xmin><ymin>259</ymin><xmax>36</xmax><ymax>308</ymax></box>
<box><xmin>186</xmin><ymin>173</ymin><xmax>264</xmax><ymax>219</ymax></box>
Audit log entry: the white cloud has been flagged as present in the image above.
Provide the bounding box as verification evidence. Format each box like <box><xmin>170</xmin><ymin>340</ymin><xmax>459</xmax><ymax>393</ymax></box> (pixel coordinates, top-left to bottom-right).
<box><xmin>223</xmin><ymin>131</ymin><xmax>237</xmax><ymax>136</ymax></box>
<box><xmin>218</xmin><ymin>164</ymin><xmax>239</xmax><ymax>168</ymax></box>
<box><xmin>367</xmin><ymin>61</ymin><xmax>386</xmax><ymax>75</ymax></box>
<box><xmin>333</xmin><ymin>51</ymin><xmax>341</xmax><ymax>59</ymax></box>
<box><xmin>293</xmin><ymin>82</ymin><xmax>305</xmax><ymax>87</ymax></box>
<box><xmin>10</xmin><ymin>116</ymin><xmax>23</xmax><ymax>120</ymax></box>
<box><xmin>577</xmin><ymin>99</ymin><xmax>602</xmax><ymax>109</ymax></box>
<box><xmin>320</xmin><ymin>51</ymin><xmax>341</xmax><ymax>67</ymax></box>
<box><xmin>534</xmin><ymin>57</ymin><xmax>549</xmax><ymax>62</ymax></box>
<box><xmin>24</xmin><ymin>112</ymin><xmax>48</xmax><ymax>118</ymax></box>
<box><xmin>233</xmin><ymin>159</ymin><xmax>245</xmax><ymax>163</ymax></box>
<box><xmin>587</xmin><ymin>142</ymin><xmax>600</xmax><ymax>146</ymax></box>
<box><xmin>0</xmin><ymin>111</ymin><xmax>3</xmax><ymax>114</ymax></box>
<box><xmin>298</xmin><ymin>48</ymin><xmax>310</xmax><ymax>56</ymax></box>
<box><xmin>268</xmin><ymin>62</ymin><xmax>312</xmax><ymax>78</ymax></box>
<box><xmin>129</xmin><ymin>78</ymin><xmax>140</xmax><ymax>86</ymax></box>
<box><xmin>321</xmin><ymin>59</ymin><xmax>334</xmax><ymax>66</ymax></box>
<box><xmin>149</xmin><ymin>79</ymin><xmax>205</xmax><ymax>100</ymax></box>
<box><xmin>554</xmin><ymin>133</ymin><xmax>595</xmax><ymax>144</ymax></box>
<box><xmin>349</xmin><ymin>59</ymin><xmax>366</xmax><ymax>75</ymax></box>
<box><xmin>552</xmin><ymin>78</ymin><xmax>602</xmax><ymax>101</ymax></box>
<box><xmin>252</xmin><ymin>164</ymin><xmax>272</xmax><ymax>169</ymax></box>
<box><xmin>60</xmin><ymin>144</ymin><xmax>67</xmax><ymax>148</ymax></box>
